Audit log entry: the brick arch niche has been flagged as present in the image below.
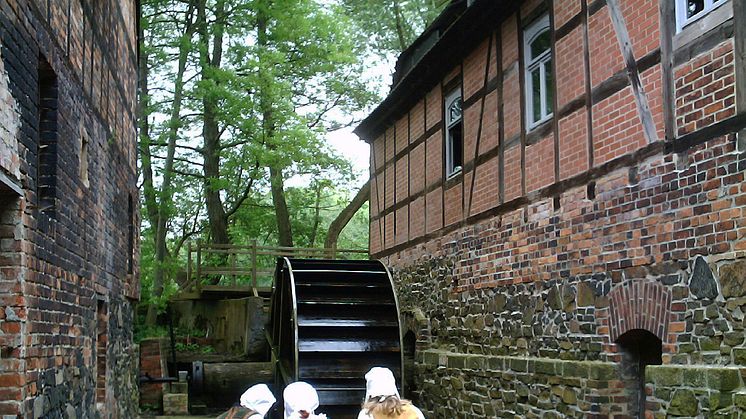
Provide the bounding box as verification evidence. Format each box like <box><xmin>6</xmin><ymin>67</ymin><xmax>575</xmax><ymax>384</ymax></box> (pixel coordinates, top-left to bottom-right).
<box><xmin>608</xmin><ymin>281</ymin><xmax>670</xmax><ymax>418</ymax></box>
<box><xmin>608</xmin><ymin>281</ymin><xmax>672</xmax><ymax>343</ymax></box>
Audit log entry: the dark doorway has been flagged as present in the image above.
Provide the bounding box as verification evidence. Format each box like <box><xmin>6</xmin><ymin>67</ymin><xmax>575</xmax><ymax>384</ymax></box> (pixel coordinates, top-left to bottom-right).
<box><xmin>616</xmin><ymin>329</ymin><xmax>662</xmax><ymax>418</ymax></box>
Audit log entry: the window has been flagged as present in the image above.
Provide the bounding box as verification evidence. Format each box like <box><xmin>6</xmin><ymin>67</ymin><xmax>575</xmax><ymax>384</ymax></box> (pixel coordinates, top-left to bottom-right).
<box><xmin>676</xmin><ymin>0</ymin><xmax>727</xmax><ymax>31</ymax></box>
<box><xmin>524</xmin><ymin>15</ymin><xmax>553</xmax><ymax>129</ymax></box>
<box><xmin>444</xmin><ymin>89</ymin><xmax>463</xmax><ymax>177</ymax></box>
<box><xmin>38</xmin><ymin>55</ymin><xmax>58</xmax><ymax>218</ymax></box>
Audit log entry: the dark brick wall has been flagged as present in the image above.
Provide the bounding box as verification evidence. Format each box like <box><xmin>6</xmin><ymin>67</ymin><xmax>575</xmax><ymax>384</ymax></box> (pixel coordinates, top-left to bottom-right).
<box><xmin>0</xmin><ymin>0</ymin><xmax>139</xmax><ymax>417</ymax></box>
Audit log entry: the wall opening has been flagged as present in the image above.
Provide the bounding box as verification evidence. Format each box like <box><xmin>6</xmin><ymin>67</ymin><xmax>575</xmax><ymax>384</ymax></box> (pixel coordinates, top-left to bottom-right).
<box><xmin>80</xmin><ymin>130</ymin><xmax>89</xmax><ymax>188</ymax></box>
<box><xmin>616</xmin><ymin>329</ymin><xmax>662</xmax><ymax>418</ymax></box>
<box><xmin>403</xmin><ymin>330</ymin><xmax>416</xmax><ymax>398</ymax></box>
<box><xmin>96</xmin><ymin>300</ymin><xmax>108</xmax><ymax>404</ymax></box>
<box><xmin>37</xmin><ymin>55</ymin><xmax>58</xmax><ymax>218</ymax></box>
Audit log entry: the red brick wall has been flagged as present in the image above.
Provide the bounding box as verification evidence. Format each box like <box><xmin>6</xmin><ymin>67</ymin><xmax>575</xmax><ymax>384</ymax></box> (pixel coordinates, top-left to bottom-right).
<box><xmin>675</xmin><ymin>40</ymin><xmax>736</xmax><ymax>136</ymax></box>
<box><xmin>139</xmin><ymin>339</ymin><xmax>168</xmax><ymax>410</ymax></box>
<box><xmin>367</xmin><ymin>1</ymin><xmax>742</xmax><ymax>275</ymax></box>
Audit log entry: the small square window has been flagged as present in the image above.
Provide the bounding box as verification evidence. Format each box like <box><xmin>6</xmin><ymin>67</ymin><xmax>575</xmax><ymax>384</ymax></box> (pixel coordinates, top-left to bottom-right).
<box><xmin>676</xmin><ymin>0</ymin><xmax>727</xmax><ymax>31</ymax></box>
<box><xmin>524</xmin><ymin>15</ymin><xmax>553</xmax><ymax>129</ymax></box>
<box><xmin>444</xmin><ymin>89</ymin><xmax>462</xmax><ymax>177</ymax></box>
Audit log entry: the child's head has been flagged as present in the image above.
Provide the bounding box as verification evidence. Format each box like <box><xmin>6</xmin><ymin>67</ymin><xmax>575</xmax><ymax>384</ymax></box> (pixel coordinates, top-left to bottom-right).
<box><xmin>283</xmin><ymin>381</ymin><xmax>320</xmax><ymax>419</ymax></box>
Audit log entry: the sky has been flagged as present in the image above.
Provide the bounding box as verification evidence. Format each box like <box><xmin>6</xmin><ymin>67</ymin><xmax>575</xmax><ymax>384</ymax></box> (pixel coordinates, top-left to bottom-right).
<box><xmin>323</xmin><ymin>55</ymin><xmax>395</xmax><ymax>189</ymax></box>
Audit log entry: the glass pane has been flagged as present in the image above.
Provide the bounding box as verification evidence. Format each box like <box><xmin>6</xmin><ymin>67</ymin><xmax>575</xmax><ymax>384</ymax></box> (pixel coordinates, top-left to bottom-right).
<box><xmin>686</xmin><ymin>0</ymin><xmax>704</xmax><ymax>18</ymax></box>
<box><xmin>451</xmin><ymin>124</ymin><xmax>462</xmax><ymax>170</ymax></box>
<box><xmin>532</xmin><ymin>68</ymin><xmax>541</xmax><ymax>123</ymax></box>
<box><xmin>530</xmin><ymin>29</ymin><xmax>551</xmax><ymax>60</ymax></box>
<box><xmin>545</xmin><ymin>59</ymin><xmax>553</xmax><ymax>115</ymax></box>
<box><xmin>449</xmin><ymin>98</ymin><xmax>462</xmax><ymax>124</ymax></box>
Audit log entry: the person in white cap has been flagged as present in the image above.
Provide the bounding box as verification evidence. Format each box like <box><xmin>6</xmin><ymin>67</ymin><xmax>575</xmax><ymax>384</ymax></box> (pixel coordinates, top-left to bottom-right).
<box><xmin>240</xmin><ymin>383</ymin><xmax>277</xmax><ymax>418</ymax></box>
<box><xmin>217</xmin><ymin>383</ymin><xmax>276</xmax><ymax>419</ymax></box>
<box><xmin>357</xmin><ymin>367</ymin><xmax>425</xmax><ymax>419</ymax></box>
<box><xmin>283</xmin><ymin>381</ymin><xmax>328</xmax><ymax>419</ymax></box>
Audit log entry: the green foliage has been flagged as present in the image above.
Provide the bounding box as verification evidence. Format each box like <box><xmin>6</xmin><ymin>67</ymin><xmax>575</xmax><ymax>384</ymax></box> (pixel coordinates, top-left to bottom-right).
<box><xmin>174</xmin><ymin>342</ymin><xmax>216</xmax><ymax>354</ymax></box>
<box><xmin>341</xmin><ymin>0</ymin><xmax>449</xmax><ymax>55</ymax></box>
<box><xmin>137</xmin><ymin>0</ymin><xmax>446</xmax><ymax>329</ymax></box>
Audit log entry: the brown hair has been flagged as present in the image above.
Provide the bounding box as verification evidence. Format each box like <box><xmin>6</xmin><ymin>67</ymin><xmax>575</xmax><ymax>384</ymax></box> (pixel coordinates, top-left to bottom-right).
<box><xmin>362</xmin><ymin>396</ymin><xmax>412</xmax><ymax>417</ymax></box>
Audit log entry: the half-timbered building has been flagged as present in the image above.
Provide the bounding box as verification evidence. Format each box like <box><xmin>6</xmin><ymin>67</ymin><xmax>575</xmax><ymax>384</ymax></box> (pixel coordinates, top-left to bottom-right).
<box><xmin>356</xmin><ymin>0</ymin><xmax>746</xmax><ymax>416</ymax></box>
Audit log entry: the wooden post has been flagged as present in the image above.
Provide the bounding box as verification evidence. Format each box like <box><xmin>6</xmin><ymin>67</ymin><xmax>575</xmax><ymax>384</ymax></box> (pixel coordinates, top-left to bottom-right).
<box><xmin>231</xmin><ymin>249</ymin><xmax>237</xmax><ymax>286</ymax></box>
<box><xmin>251</xmin><ymin>239</ymin><xmax>258</xmax><ymax>297</ymax></box>
<box><xmin>196</xmin><ymin>239</ymin><xmax>202</xmax><ymax>293</ymax></box>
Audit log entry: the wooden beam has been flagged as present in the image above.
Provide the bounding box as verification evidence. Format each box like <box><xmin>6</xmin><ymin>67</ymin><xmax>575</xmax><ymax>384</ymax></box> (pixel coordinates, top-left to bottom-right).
<box><xmin>734</xmin><ymin>0</ymin><xmax>746</xmax><ymax>151</ymax></box>
<box><xmin>659</xmin><ymin>0</ymin><xmax>676</xmax><ymax>141</ymax></box>
<box><xmin>605</xmin><ymin>0</ymin><xmax>659</xmax><ymax>144</ymax></box>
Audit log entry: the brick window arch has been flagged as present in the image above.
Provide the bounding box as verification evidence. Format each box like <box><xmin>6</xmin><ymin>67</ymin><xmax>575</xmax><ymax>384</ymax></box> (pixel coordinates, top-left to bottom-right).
<box><xmin>608</xmin><ymin>281</ymin><xmax>672</xmax><ymax>343</ymax></box>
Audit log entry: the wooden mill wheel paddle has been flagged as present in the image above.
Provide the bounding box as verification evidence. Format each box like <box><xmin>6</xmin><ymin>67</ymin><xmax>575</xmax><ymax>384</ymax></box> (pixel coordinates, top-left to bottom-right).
<box><xmin>270</xmin><ymin>258</ymin><xmax>404</xmax><ymax>419</ymax></box>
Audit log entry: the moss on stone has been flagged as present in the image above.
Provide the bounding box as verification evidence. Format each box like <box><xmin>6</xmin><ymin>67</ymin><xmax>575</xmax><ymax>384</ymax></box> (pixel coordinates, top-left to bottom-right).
<box><xmin>647</xmin><ymin>365</ymin><xmax>684</xmax><ymax>386</ymax></box>
<box><xmin>707</xmin><ymin>368</ymin><xmax>741</xmax><ymax>392</ymax></box>
<box><xmin>669</xmin><ymin>389</ymin><xmax>699</xmax><ymax>416</ymax></box>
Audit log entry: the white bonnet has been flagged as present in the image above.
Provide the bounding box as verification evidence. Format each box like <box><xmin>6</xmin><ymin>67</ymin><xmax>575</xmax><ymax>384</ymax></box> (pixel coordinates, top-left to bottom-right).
<box><xmin>364</xmin><ymin>367</ymin><xmax>400</xmax><ymax>400</ymax></box>
<box><xmin>283</xmin><ymin>381</ymin><xmax>320</xmax><ymax>419</ymax></box>
<box><xmin>239</xmin><ymin>383</ymin><xmax>276</xmax><ymax>417</ymax></box>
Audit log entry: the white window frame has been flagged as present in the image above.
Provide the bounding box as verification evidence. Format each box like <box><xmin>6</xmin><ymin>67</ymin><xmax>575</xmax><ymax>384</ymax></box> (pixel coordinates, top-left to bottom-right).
<box><xmin>444</xmin><ymin>89</ymin><xmax>462</xmax><ymax>178</ymax></box>
<box><xmin>676</xmin><ymin>0</ymin><xmax>728</xmax><ymax>32</ymax></box>
<box><xmin>524</xmin><ymin>14</ymin><xmax>553</xmax><ymax>130</ymax></box>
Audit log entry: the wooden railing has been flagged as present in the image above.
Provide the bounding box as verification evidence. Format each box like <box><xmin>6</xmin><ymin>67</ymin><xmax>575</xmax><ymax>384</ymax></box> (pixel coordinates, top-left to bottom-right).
<box><xmin>184</xmin><ymin>240</ymin><xmax>368</xmax><ymax>297</ymax></box>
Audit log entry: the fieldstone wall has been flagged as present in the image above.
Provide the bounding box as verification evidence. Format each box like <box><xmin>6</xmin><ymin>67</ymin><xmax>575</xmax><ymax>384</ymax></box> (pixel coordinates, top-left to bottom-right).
<box><xmin>0</xmin><ymin>0</ymin><xmax>139</xmax><ymax>417</ymax></box>
<box><xmin>386</xmin><ymin>135</ymin><xmax>746</xmax><ymax>416</ymax></box>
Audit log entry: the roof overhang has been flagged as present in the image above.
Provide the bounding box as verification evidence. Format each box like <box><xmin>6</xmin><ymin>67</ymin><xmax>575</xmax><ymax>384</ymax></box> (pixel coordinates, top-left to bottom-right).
<box><xmin>354</xmin><ymin>0</ymin><xmax>512</xmax><ymax>142</ymax></box>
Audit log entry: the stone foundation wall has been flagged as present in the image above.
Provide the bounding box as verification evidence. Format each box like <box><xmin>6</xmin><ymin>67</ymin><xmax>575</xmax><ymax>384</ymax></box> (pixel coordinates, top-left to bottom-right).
<box><xmin>417</xmin><ymin>350</ymin><xmax>623</xmax><ymax>417</ymax></box>
<box><xmin>387</xmin><ymin>135</ymin><xmax>746</xmax><ymax>416</ymax></box>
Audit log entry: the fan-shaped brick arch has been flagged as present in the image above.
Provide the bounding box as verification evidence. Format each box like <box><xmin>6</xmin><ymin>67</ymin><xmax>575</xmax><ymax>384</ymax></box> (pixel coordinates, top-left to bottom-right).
<box><xmin>608</xmin><ymin>281</ymin><xmax>672</xmax><ymax>342</ymax></box>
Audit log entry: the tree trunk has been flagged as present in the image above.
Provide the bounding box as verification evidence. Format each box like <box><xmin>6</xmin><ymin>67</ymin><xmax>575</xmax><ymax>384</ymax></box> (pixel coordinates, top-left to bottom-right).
<box><xmin>138</xmin><ymin>21</ymin><xmax>158</xmax><ymax>231</ymax></box>
<box><xmin>146</xmin><ymin>2</ymin><xmax>196</xmax><ymax>326</ymax></box>
<box><xmin>258</xmin><ymin>5</ymin><xmax>294</xmax><ymax>248</ymax></box>
<box><xmin>308</xmin><ymin>184</ymin><xmax>322</xmax><ymax>247</ymax></box>
<box><xmin>269</xmin><ymin>165</ymin><xmax>293</xmax><ymax>247</ymax></box>
<box><xmin>197</xmin><ymin>0</ymin><xmax>230</xmax><ymax>249</ymax></box>
<box><xmin>325</xmin><ymin>179</ymin><xmax>370</xmax><ymax>251</ymax></box>
<box><xmin>392</xmin><ymin>0</ymin><xmax>408</xmax><ymax>51</ymax></box>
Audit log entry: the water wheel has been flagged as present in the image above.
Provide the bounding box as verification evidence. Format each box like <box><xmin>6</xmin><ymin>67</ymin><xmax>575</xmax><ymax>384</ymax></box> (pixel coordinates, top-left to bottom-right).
<box><xmin>269</xmin><ymin>258</ymin><xmax>403</xmax><ymax>418</ymax></box>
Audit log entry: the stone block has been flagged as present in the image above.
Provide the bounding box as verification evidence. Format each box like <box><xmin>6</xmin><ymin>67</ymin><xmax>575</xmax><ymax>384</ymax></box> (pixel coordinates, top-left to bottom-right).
<box><xmin>562</xmin><ymin>361</ymin><xmax>590</xmax><ymax>378</ymax></box>
<box><xmin>588</xmin><ymin>363</ymin><xmax>615</xmax><ymax>381</ymax></box>
<box><xmin>720</xmin><ymin>260</ymin><xmax>746</xmax><ymax>298</ymax></box>
<box><xmin>168</xmin><ymin>382</ymin><xmax>188</xmax><ymax>394</ymax></box>
<box><xmin>683</xmin><ymin>368</ymin><xmax>707</xmax><ymax>388</ymax></box>
<box><xmin>533</xmin><ymin>359</ymin><xmax>557</xmax><ymax>375</ymax></box>
<box><xmin>163</xmin><ymin>393</ymin><xmax>189</xmax><ymax>415</ymax></box>
<box><xmin>646</xmin><ymin>366</ymin><xmax>683</xmax><ymax>386</ymax></box>
<box><xmin>734</xmin><ymin>392</ymin><xmax>746</xmax><ymax>409</ymax></box>
<box><xmin>733</xmin><ymin>347</ymin><xmax>746</xmax><ymax>365</ymax></box>
<box><xmin>690</xmin><ymin>256</ymin><xmax>718</xmax><ymax>300</ymax></box>
<box><xmin>707</xmin><ymin>368</ymin><xmax>741</xmax><ymax>391</ymax></box>
<box><xmin>669</xmin><ymin>389</ymin><xmax>698</xmax><ymax>416</ymax></box>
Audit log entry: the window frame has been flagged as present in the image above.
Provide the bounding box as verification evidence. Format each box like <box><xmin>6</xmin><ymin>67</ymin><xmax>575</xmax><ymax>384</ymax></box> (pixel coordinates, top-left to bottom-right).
<box><xmin>524</xmin><ymin>14</ymin><xmax>553</xmax><ymax>130</ymax></box>
<box><xmin>675</xmin><ymin>0</ymin><xmax>728</xmax><ymax>32</ymax></box>
<box><xmin>444</xmin><ymin>88</ymin><xmax>463</xmax><ymax>178</ymax></box>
